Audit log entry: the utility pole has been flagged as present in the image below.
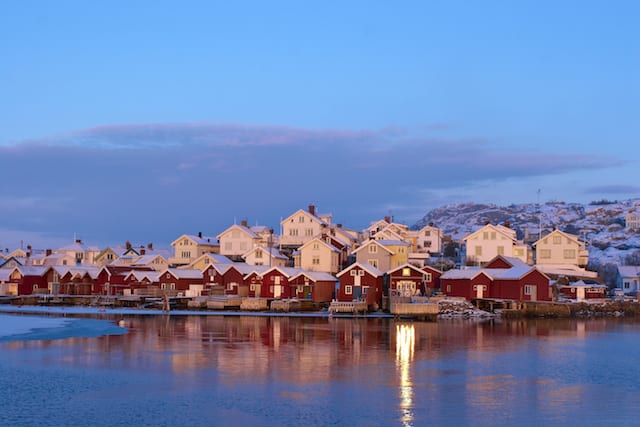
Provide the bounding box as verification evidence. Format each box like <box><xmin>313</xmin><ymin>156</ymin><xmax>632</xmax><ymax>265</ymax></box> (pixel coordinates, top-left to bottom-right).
<box><xmin>537</xmin><ymin>189</ymin><xmax>542</xmax><ymax>241</ymax></box>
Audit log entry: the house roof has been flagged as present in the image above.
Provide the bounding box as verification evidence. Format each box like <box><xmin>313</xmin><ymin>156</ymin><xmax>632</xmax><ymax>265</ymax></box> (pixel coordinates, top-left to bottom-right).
<box><xmin>289</xmin><ymin>271</ymin><xmax>337</xmax><ymax>282</ymax></box>
<box><xmin>532</xmin><ymin>229</ymin><xmax>583</xmax><ymax>247</ymax></box>
<box><xmin>386</xmin><ymin>263</ymin><xmax>426</xmax><ymax>276</ymax></box>
<box><xmin>165</xmin><ymin>268</ymin><xmax>202</xmax><ymax>279</ymax></box>
<box><xmin>617</xmin><ymin>265</ymin><xmax>640</xmax><ymax>277</ymax></box>
<box><xmin>171</xmin><ymin>234</ymin><xmax>219</xmax><ymax>247</ymax></box>
<box><xmin>352</xmin><ymin>240</ymin><xmax>394</xmax><ymax>255</ymax></box>
<box><xmin>441</xmin><ymin>265</ymin><xmax>547</xmax><ymax>281</ymax></box>
<box><xmin>298</xmin><ymin>238</ymin><xmax>341</xmax><ymax>254</ymax></box>
<box><xmin>216</xmin><ymin>223</ymin><xmax>259</xmax><ymax>240</ymax></box>
<box><xmin>336</xmin><ymin>262</ymin><xmax>383</xmax><ymax>278</ymax></box>
<box><xmin>242</xmin><ymin>246</ymin><xmax>288</xmax><ymax>260</ymax></box>
<box><xmin>280</xmin><ymin>208</ymin><xmax>328</xmax><ymax>227</ymax></box>
<box><xmin>55</xmin><ymin>241</ymin><xmax>100</xmax><ymax>253</ymax></box>
<box><xmin>131</xmin><ymin>254</ymin><xmax>167</xmax><ymax>266</ymax></box>
<box><xmin>462</xmin><ymin>224</ymin><xmax>517</xmax><ymax>242</ymax></box>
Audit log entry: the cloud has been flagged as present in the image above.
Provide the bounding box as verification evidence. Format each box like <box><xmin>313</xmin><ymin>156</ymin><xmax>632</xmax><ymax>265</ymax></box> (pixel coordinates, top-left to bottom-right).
<box><xmin>584</xmin><ymin>185</ymin><xmax>640</xmax><ymax>195</ymax></box>
<box><xmin>0</xmin><ymin>122</ymin><xmax>620</xmax><ymax>248</ymax></box>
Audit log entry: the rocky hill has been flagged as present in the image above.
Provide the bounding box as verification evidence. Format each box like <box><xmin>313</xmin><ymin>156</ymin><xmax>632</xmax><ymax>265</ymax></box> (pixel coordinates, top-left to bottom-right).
<box><xmin>413</xmin><ymin>199</ymin><xmax>640</xmax><ymax>267</ymax></box>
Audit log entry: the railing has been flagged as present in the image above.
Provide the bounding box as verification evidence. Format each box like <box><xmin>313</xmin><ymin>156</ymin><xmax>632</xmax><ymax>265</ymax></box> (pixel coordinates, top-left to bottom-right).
<box><xmin>328</xmin><ymin>300</ymin><xmax>368</xmax><ymax>313</ymax></box>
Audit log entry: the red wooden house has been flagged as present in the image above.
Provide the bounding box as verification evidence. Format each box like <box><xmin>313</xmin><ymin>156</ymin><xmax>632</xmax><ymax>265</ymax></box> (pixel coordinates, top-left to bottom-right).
<box><xmin>245</xmin><ymin>269</ymin><xmax>265</xmax><ymax>297</ymax></box>
<box><xmin>96</xmin><ymin>266</ymin><xmax>154</xmax><ymax>295</ymax></box>
<box><xmin>8</xmin><ymin>267</ymin><xmax>48</xmax><ymax>295</ymax></box>
<box><xmin>336</xmin><ymin>262</ymin><xmax>384</xmax><ymax>308</ymax></box>
<box><xmin>421</xmin><ymin>265</ymin><xmax>442</xmax><ymax>295</ymax></box>
<box><xmin>123</xmin><ymin>270</ymin><xmax>162</xmax><ymax>295</ymax></box>
<box><xmin>57</xmin><ymin>267</ymin><xmax>99</xmax><ymax>295</ymax></box>
<box><xmin>259</xmin><ymin>267</ymin><xmax>301</xmax><ymax>299</ymax></box>
<box><xmin>159</xmin><ymin>268</ymin><xmax>204</xmax><ymax>295</ymax></box>
<box><xmin>388</xmin><ymin>264</ymin><xmax>426</xmax><ymax>297</ymax></box>
<box><xmin>289</xmin><ymin>271</ymin><xmax>337</xmax><ymax>302</ymax></box>
<box><xmin>440</xmin><ymin>255</ymin><xmax>551</xmax><ymax>301</ymax></box>
<box><xmin>557</xmin><ymin>280</ymin><xmax>607</xmax><ymax>301</ymax></box>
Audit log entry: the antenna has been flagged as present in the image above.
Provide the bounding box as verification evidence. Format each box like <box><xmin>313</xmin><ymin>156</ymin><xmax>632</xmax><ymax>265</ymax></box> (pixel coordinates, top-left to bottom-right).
<box><xmin>537</xmin><ymin>189</ymin><xmax>542</xmax><ymax>241</ymax></box>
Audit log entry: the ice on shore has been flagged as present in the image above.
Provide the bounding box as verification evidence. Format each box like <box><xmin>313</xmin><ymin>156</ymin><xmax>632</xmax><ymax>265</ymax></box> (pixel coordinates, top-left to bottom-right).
<box><xmin>0</xmin><ymin>313</ymin><xmax>126</xmax><ymax>342</ymax></box>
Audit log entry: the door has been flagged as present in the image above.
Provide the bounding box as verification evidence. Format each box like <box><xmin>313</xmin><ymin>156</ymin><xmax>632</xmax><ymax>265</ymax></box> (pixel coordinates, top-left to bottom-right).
<box><xmin>274</xmin><ymin>285</ymin><xmax>281</xmax><ymax>299</ymax></box>
<box><xmin>529</xmin><ymin>286</ymin><xmax>537</xmax><ymax>301</ymax></box>
<box><xmin>353</xmin><ymin>286</ymin><xmax>362</xmax><ymax>300</ymax></box>
<box><xmin>475</xmin><ymin>285</ymin><xmax>485</xmax><ymax>299</ymax></box>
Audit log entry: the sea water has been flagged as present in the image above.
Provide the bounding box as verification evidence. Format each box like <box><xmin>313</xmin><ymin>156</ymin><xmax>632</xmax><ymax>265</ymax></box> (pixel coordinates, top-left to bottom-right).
<box><xmin>0</xmin><ymin>314</ymin><xmax>639</xmax><ymax>426</ymax></box>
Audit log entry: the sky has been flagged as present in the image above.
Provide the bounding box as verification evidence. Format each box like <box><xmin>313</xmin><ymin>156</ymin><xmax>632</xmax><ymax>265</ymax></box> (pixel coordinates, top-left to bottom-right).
<box><xmin>1</xmin><ymin>1</ymin><xmax>639</xmax><ymax>250</ymax></box>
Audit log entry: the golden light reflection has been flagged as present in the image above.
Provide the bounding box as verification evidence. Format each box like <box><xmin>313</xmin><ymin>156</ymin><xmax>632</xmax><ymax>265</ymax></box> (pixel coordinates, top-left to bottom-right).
<box><xmin>395</xmin><ymin>324</ymin><xmax>415</xmax><ymax>427</ymax></box>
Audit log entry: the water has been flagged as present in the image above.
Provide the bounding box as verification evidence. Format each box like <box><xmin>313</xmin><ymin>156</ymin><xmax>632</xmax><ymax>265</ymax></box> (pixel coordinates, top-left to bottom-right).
<box><xmin>1</xmin><ymin>314</ymin><xmax>639</xmax><ymax>426</ymax></box>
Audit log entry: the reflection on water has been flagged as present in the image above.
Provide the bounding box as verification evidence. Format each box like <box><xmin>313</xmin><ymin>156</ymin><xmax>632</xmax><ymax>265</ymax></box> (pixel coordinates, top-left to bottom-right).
<box><xmin>2</xmin><ymin>315</ymin><xmax>640</xmax><ymax>426</ymax></box>
<box><xmin>395</xmin><ymin>324</ymin><xmax>415</xmax><ymax>426</ymax></box>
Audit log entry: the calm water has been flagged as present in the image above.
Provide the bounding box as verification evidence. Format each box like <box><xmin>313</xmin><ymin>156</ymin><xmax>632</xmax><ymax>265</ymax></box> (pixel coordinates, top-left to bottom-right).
<box><xmin>1</xmin><ymin>314</ymin><xmax>640</xmax><ymax>426</ymax></box>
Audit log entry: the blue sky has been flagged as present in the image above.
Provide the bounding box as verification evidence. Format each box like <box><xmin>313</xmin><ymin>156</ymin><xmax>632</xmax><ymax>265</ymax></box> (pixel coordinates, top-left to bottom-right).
<box><xmin>1</xmin><ymin>1</ymin><xmax>638</xmax><ymax>249</ymax></box>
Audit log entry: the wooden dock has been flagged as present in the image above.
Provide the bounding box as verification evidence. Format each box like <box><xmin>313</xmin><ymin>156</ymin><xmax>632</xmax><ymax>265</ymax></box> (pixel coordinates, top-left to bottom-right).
<box><xmin>388</xmin><ymin>296</ymin><xmax>438</xmax><ymax>321</ymax></box>
<box><xmin>328</xmin><ymin>300</ymin><xmax>368</xmax><ymax>314</ymax></box>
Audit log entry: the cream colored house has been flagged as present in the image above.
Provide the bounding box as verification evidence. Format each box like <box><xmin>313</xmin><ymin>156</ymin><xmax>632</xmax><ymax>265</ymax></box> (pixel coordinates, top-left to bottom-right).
<box><xmin>169</xmin><ymin>233</ymin><xmax>219</xmax><ymax>266</ymax></box>
<box><xmin>366</xmin><ymin>218</ymin><xmax>409</xmax><ymax>240</ymax></box>
<box><xmin>243</xmin><ymin>246</ymin><xmax>288</xmax><ymax>267</ymax></box>
<box><xmin>407</xmin><ymin>224</ymin><xmax>442</xmax><ymax>254</ymax></box>
<box><xmin>533</xmin><ymin>229</ymin><xmax>588</xmax><ymax>268</ymax></box>
<box><xmin>280</xmin><ymin>205</ymin><xmax>330</xmax><ymax>248</ymax></box>
<box><xmin>297</xmin><ymin>238</ymin><xmax>341</xmax><ymax>274</ymax></box>
<box><xmin>626</xmin><ymin>212</ymin><xmax>640</xmax><ymax>230</ymax></box>
<box><xmin>53</xmin><ymin>240</ymin><xmax>101</xmax><ymax>266</ymax></box>
<box><xmin>217</xmin><ymin>223</ymin><xmax>264</xmax><ymax>258</ymax></box>
<box><xmin>352</xmin><ymin>239</ymin><xmax>410</xmax><ymax>272</ymax></box>
<box><xmin>462</xmin><ymin>224</ymin><xmax>529</xmax><ymax>265</ymax></box>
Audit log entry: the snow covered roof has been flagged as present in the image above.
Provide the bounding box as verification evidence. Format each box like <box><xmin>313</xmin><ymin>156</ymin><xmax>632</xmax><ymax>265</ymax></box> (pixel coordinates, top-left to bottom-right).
<box><xmin>617</xmin><ymin>265</ymin><xmax>640</xmax><ymax>277</ymax></box>
<box><xmin>55</xmin><ymin>241</ymin><xmax>100</xmax><ymax>252</ymax></box>
<box><xmin>171</xmin><ymin>234</ymin><xmax>219</xmax><ymax>247</ymax></box>
<box><xmin>165</xmin><ymin>268</ymin><xmax>202</xmax><ymax>279</ymax></box>
<box><xmin>289</xmin><ymin>271</ymin><xmax>337</xmax><ymax>282</ymax></box>
<box><xmin>337</xmin><ymin>262</ymin><xmax>383</xmax><ymax>278</ymax></box>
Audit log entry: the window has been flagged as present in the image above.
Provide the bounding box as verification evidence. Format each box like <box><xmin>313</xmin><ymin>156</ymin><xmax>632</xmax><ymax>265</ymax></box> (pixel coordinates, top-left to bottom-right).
<box><xmin>524</xmin><ymin>285</ymin><xmax>534</xmax><ymax>295</ymax></box>
<box><xmin>369</xmin><ymin>244</ymin><xmax>377</xmax><ymax>253</ymax></box>
<box><xmin>362</xmin><ymin>286</ymin><xmax>369</xmax><ymax>295</ymax></box>
<box><xmin>497</xmin><ymin>246</ymin><xmax>504</xmax><ymax>255</ymax></box>
<box><xmin>255</xmin><ymin>250</ymin><xmax>262</xmax><ymax>258</ymax></box>
<box><xmin>514</xmin><ymin>248</ymin><xmax>523</xmax><ymax>256</ymax></box>
<box><xmin>350</xmin><ymin>270</ymin><xmax>357</xmax><ymax>276</ymax></box>
<box><xmin>539</xmin><ymin>249</ymin><xmax>551</xmax><ymax>259</ymax></box>
<box><xmin>425</xmin><ymin>273</ymin><xmax>432</xmax><ymax>282</ymax></box>
<box><xmin>274</xmin><ymin>276</ymin><xmax>281</xmax><ymax>285</ymax></box>
<box><xmin>345</xmin><ymin>285</ymin><xmax>352</xmax><ymax>295</ymax></box>
<box><xmin>553</xmin><ymin>235</ymin><xmax>562</xmax><ymax>244</ymax></box>
<box><xmin>312</xmin><ymin>256</ymin><xmax>320</xmax><ymax>265</ymax></box>
<box><xmin>289</xmin><ymin>229</ymin><xmax>298</xmax><ymax>236</ymax></box>
<box><xmin>305</xmin><ymin>228</ymin><xmax>314</xmax><ymax>236</ymax></box>
<box><xmin>398</xmin><ymin>247</ymin><xmax>405</xmax><ymax>254</ymax></box>
<box><xmin>358</xmin><ymin>270</ymin><xmax>365</xmax><ymax>277</ymax></box>
<box><xmin>424</xmin><ymin>230</ymin><xmax>431</xmax><ymax>237</ymax></box>
<box><xmin>424</xmin><ymin>241</ymin><xmax>432</xmax><ymax>247</ymax></box>
<box><xmin>624</xmin><ymin>281</ymin><xmax>630</xmax><ymax>289</ymax></box>
<box><xmin>563</xmin><ymin>249</ymin><xmax>576</xmax><ymax>259</ymax></box>
<box><xmin>298</xmin><ymin>216</ymin><xmax>305</xmax><ymax>223</ymax></box>
<box><xmin>181</xmin><ymin>251</ymin><xmax>191</xmax><ymax>258</ymax></box>
<box><xmin>250</xmin><ymin>284</ymin><xmax>256</xmax><ymax>291</ymax></box>
<box><xmin>483</xmin><ymin>232</ymin><xmax>489</xmax><ymax>239</ymax></box>
<box><xmin>368</xmin><ymin>259</ymin><xmax>379</xmax><ymax>269</ymax></box>
<box><xmin>475</xmin><ymin>246</ymin><xmax>482</xmax><ymax>256</ymax></box>
<box><xmin>490</xmin><ymin>232</ymin><xmax>496</xmax><ymax>240</ymax></box>
<box><xmin>402</xmin><ymin>268</ymin><xmax>411</xmax><ymax>276</ymax></box>
<box><xmin>161</xmin><ymin>283</ymin><xmax>175</xmax><ymax>290</ymax></box>
<box><xmin>313</xmin><ymin>242</ymin><xmax>319</xmax><ymax>250</ymax></box>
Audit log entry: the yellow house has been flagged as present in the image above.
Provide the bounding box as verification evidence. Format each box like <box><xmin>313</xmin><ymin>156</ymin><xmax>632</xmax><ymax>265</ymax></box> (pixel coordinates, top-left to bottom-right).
<box><xmin>169</xmin><ymin>233</ymin><xmax>219</xmax><ymax>266</ymax></box>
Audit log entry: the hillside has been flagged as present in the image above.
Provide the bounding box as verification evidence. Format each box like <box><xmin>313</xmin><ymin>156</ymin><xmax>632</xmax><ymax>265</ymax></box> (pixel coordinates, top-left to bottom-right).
<box><xmin>413</xmin><ymin>199</ymin><xmax>640</xmax><ymax>267</ymax></box>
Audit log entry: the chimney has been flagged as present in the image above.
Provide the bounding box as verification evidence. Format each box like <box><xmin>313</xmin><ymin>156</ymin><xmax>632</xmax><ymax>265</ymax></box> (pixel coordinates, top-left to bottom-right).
<box><xmin>504</xmin><ymin>221</ymin><xmax>511</xmax><ymax>229</ymax></box>
<box><xmin>126</xmin><ymin>240</ymin><xmax>132</xmax><ymax>250</ymax></box>
<box><xmin>140</xmin><ymin>248</ymin><xmax>146</xmax><ymax>255</ymax></box>
<box><xmin>308</xmin><ymin>205</ymin><xmax>316</xmax><ymax>216</ymax></box>
<box><xmin>429</xmin><ymin>222</ymin><xmax>434</xmax><ymax>227</ymax></box>
<box><xmin>384</xmin><ymin>216</ymin><xmax>391</xmax><ymax>223</ymax></box>
<box><xmin>241</xmin><ymin>220</ymin><xmax>248</xmax><ymax>227</ymax></box>
<box><xmin>147</xmin><ymin>243</ymin><xmax>153</xmax><ymax>250</ymax></box>
<box><xmin>337</xmin><ymin>223</ymin><xmax>343</xmax><ymax>228</ymax></box>
<box><xmin>46</xmin><ymin>249</ymin><xmax>52</xmax><ymax>256</ymax></box>
<box><xmin>75</xmin><ymin>239</ymin><xmax>82</xmax><ymax>244</ymax></box>
<box><xmin>198</xmin><ymin>231</ymin><xmax>203</xmax><ymax>238</ymax></box>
